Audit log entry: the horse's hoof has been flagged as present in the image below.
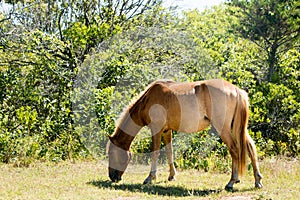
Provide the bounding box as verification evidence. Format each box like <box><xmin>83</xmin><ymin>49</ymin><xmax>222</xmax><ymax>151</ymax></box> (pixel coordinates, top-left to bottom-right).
<box><xmin>168</xmin><ymin>176</ymin><xmax>176</xmax><ymax>181</ymax></box>
<box><xmin>255</xmin><ymin>182</ymin><xmax>263</xmax><ymax>189</ymax></box>
<box><xmin>143</xmin><ymin>179</ymin><xmax>151</xmax><ymax>185</ymax></box>
<box><xmin>143</xmin><ymin>176</ymin><xmax>155</xmax><ymax>185</ymax></box>
<box><xmin>143</xmin><ymin>180</ymin><xmax>151</xmax><ymax>184</ymax></box>
<box><xmin>225</xmin><ymin>185</ymin><xmax>234</xmax><ymax>191</ymax></box>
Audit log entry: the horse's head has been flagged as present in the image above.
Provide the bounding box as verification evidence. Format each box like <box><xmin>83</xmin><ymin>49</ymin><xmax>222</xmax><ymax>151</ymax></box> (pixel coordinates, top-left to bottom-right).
<box><xmin>107</xmin><ymin>140</ymin><xmax>132</xmax><ymax>183</ymax></box>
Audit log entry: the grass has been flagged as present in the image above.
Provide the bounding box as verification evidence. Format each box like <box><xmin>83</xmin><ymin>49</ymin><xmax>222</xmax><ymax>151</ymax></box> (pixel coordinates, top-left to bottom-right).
<box><xmin>0</xmin><ymin>157</ymin><xmax>299</xmax><ymax>200</ymax></box>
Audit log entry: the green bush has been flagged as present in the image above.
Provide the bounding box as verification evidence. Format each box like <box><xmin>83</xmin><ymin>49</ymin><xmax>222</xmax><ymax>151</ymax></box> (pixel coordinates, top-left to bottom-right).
<box><xmin>0</xmin><ymin>2</ymin><xmax>298</xmax><ymax>167</ymax></box>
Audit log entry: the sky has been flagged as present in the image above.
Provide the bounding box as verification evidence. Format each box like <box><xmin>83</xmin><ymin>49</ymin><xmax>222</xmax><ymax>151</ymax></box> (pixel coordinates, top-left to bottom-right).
<box><xmin>164</xmin><ymin>0</ymin><xmax>225</xmax><ymax>11</ymax></box>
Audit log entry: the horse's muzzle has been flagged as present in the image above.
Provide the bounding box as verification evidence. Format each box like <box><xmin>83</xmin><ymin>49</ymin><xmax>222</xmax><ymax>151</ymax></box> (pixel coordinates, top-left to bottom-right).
<box><xmin>109</xmin><ymin>168</ymin><xmax>122</xmax><ymax>183</ymax></box>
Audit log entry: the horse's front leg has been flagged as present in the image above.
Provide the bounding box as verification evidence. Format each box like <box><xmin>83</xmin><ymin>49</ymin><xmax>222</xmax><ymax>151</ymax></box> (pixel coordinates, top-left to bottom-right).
<box><xmin>163</xmin><ymin>130</ymin><xmax>176</xmax><ymax>181</ymax></box>
<box><xmin>143</xmin><ymin>131</ymin><xmax>162</xmax><ymax>184</ymax></box>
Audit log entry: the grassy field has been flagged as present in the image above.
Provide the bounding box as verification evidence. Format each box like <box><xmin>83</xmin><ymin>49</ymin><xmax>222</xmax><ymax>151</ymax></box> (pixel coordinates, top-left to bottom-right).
<box><xmin>0</xmin><ymin>157</ymin><xmax>299</xmax><ymax>200</ymax></box>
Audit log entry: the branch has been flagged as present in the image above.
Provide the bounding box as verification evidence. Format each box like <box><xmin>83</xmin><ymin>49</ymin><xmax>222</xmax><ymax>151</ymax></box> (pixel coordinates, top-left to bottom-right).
<box><xmin>277</xmin><ymin>29</ymin><xmax>300</xmax><ymax>47</ymax></box>
<box><xmin>236</xmin><ymin>4</ymin><xmax>273</xmax><ymax>47</ymax></box>
<box><xmin>58</xmin><ymin>8</ymin><xmax>65</xmax><ymax>41</ymax></box>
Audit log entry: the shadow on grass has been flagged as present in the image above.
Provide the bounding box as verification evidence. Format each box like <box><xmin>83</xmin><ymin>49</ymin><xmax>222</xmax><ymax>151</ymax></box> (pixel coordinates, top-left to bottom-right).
<box><xmin>88</xmin><ymin>179</ymin><xmax>222</xmax><ymax>197</ymax></box>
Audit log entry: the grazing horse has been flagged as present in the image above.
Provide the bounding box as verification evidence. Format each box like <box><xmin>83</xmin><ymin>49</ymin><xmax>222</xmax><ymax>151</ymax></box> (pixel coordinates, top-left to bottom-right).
<box><xmin>107</xmin><ymin>79</ymin><xmax>263</xmax><ymax>190</ymax></box>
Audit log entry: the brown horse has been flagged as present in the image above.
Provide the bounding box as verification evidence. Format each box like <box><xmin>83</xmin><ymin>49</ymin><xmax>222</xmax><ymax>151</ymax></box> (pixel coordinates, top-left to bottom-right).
<box><xmin>107</xmin><ymin>79</ymin><xmax>263</xmax><ymax>190</ymax></box>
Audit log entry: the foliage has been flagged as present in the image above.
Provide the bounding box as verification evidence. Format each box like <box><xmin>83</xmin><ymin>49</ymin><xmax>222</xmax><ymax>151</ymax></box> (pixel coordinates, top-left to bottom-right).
<box><xmin>0</xmin><ymin>0</ymin><xmax>299</xmax><ymax>168</ymax></box>
<box><xmin>174</xmin><ymin>132</ymin><xmax>231</xmax><ymax>173</ymax></box>
<box><xmin>0</xmin><ymin>0</ymin><xmax>162</xmax><ymax>164</ymax></box>
<box><xmin>181</xmin><ymin>5</ymin><xmax>299</xmax><ymax>160</ymax></box>
<box><xmin>227</xmin><ymin>0</ymin><xmax>300</xmax><ymax>82</ymax></box>
<box><xmin>0</xmin><ymin>30</ymin><xmax>83</xmax><ymax>164</ymax></box>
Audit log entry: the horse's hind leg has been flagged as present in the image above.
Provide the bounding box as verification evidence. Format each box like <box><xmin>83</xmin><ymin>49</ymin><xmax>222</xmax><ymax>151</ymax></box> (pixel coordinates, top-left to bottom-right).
<box><xmin>247</xmin><ymin>135</ymin><xmax>263</xmax><ymax>188</ymax></box>
<box><xmin>163</xmin><ymin>130</ymin><xmax>176</xmax><ymax>181</ymax></box>
<box><xmin>143</xmin><ymin>130</ymin><xmax>162</xmax><ymax>184</ymax></box>
<box><xmin>219</xmin><ymin>130</ymin><xmax>240</xmax><ymax>191</ymax></box>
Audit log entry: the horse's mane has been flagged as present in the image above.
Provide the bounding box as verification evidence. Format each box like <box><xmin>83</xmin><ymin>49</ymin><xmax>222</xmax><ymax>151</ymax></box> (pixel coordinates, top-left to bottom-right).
<box><xmin>111</xmin><ymin>79</ymin><xmax>175</xmax><ymax>138</ymax></box>
<box><xmin>128</xmin><ymin>79</ymin><xmax>174</xmax><ymax>110</ymax></box>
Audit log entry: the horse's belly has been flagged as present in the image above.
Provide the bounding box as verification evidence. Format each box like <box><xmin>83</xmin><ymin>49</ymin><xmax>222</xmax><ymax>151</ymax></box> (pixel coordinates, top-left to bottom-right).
<box><xmin>178</xmin><ymin>115</ymin><xmax>210</xmax><ymax>133</ymax></box>
<box><xmin>176</xmin><ymin>95</ymin><xmax>209</xmax><ymax>133</ymax></box>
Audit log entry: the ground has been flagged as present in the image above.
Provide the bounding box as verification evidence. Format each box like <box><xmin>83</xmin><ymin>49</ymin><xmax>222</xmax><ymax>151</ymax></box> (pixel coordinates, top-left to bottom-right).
<box><xmin>0</xmin><ymin>157</ymin><xmax>299</xmax><ymax>199</ymax></box>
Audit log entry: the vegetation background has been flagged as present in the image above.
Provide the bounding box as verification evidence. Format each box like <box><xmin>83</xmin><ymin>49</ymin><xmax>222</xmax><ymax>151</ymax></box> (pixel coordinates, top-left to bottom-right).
<box><xmin>0</xmin><ymin>0</ymin><xmax>299</xmax><ymax>174</ymax></box>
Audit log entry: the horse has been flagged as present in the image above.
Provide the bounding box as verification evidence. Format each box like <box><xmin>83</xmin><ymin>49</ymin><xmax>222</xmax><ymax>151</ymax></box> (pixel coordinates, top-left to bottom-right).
<box><xmin>107</xmin><ymin>79</ymin><xmax>263</xmax><ymax>190</ymax></box>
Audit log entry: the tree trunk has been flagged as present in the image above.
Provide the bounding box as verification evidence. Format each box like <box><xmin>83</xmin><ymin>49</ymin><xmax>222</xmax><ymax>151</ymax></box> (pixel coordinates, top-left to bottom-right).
<box><xmin>267</xmin><ymin>44</ymin><xmax>278</xmax><ymax>82</ymax></box>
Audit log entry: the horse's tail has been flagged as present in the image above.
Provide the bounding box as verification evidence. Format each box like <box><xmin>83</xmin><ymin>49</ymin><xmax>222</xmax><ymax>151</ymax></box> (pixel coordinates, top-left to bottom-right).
<box><xmin>232</xmin><ymin>88</ymin><xmax>249</xmax><ymax>176</ymax></box>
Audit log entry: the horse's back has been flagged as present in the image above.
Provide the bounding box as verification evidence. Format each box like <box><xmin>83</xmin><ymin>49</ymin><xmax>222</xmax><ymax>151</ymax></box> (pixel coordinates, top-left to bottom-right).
<box><xmin>200</xmin><ymin>79</ymin><xmax>238</xmax><ymax>96</ymax></box>
<box><xmin>144</xmin><ymin>79</ymin><xmax>244</xmax><ymax>133</ymax></box>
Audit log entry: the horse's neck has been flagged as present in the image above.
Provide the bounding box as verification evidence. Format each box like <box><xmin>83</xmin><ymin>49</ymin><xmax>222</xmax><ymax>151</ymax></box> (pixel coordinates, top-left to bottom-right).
<box><xmin>111</xmin><ymin>111</ymin><xmax>143</xmax><ymax>150</ymax></box>
<box><xmin>111</xmin><ymin>129</ymin><xmax>135</xmax><ymax>151</ymax></box>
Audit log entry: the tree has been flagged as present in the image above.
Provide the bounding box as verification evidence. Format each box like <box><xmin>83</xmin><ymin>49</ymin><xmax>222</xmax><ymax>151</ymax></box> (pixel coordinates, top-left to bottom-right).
<box><xmin>0</xmin><ymin>0</ymin><xmax>162</xmax><ymax>163</ymax></box>
<box><xmin>228</xmin><ymin>0</ymin><xmax>300</xmax><ymax>82</ymax></box>
<box><xmin>181</xmin><ymin>5</ymin><xmax>299</xmax><ymax>156</ymax></box>
<box><xmin>1</xmin><ymin>0</ymin><xmax>162</xmax><ymax>67</ymax></box>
